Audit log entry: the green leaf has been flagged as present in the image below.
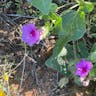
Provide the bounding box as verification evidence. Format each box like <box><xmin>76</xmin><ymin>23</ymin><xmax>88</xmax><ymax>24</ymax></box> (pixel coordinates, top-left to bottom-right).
<box><xmin>58</xmin><ymin>77</ymin><xmax>69</xmax><ymax>88</ymax></box>
<box><xmin>90</xmin><ymin>43</ymin><xmax>96</xmax><ymax>52</ymax></box>
<box><xmin>68</xmin><ymin>59</ymin><xmax>79</xmax><ymax>74</ymax></box>
<box><xmin>45</xmin><ymin>38</ymin><xmax>70</xmax><ymax>75</ymax></box>
<box><xmin>75</xmin><ymin>0</ymin><xmax>84</xmax><ymax>4</ymax></box>
<box><xmin>88</xmin><ymin>52</ymin><xmax>96</xmax><ymax>63</ymax></box>
<box><xmin>66</xmin><ymin>44</ymin><xmax>81</xmax><ymax>60</ymax></box>
<box><xmin>31</xmin><ymin>0</ymin><xmax>52</xmax><ymax>15</ymax></box>
<box><xmin>74</xmin><ymin>76</ymin><xmax>82</xmax><ymax>86</ymax></box>
<box><xmin>57</xmin><ymin>47</ymin><xmax>67</xmax><ymax>57</ymax></box>
<box><xmin>49</xmin><ymin>12</ymin><xmax>58</xmax><ymax>20</ymax></box>
<box><xmin>76</xmin><ymin>41</ymin><xmax>89</xmax><ymax>58</ymax></box>
<box><xmin>50</xmin><ymin>3</ymin><xmax>58</xmax><ymax>12</ymax></box>
<box><xmin>45</xmin><ymin>56</ymin><xmax>66</xmax><ymax>73</ymax></box>
<box><xmin>66</xmin><ymin>44</ymin><xmax>75</xmax><ymax>60</ymax></box>
<box><xmin>84</xmin><ymin>2</ymin><xmax>94</xmax><ymax>12</ymax></box>
<box><xmin>45</xmin><ymin>55</ymin><xmax>70</xmax><ymax>75</ymax></box>
<box><xmin>45</xmin><ymin>56</ymin><xmax>61</xmax><ymax>71</ymax></box>
<box><xmin>53</xmin><ymin>17</ymin><xmax>62</xmax><ymax>34</ymax></box>
<box><xmin>88</xmin><ymin>43</ymin><xmax>96</xmax><ymax>63</ymax></box>
<box><xmin>49</xmin><ymin>13</ymin><xmax>62</xmax><ymax>34</ymax></box>
<box><xmin>61</xmin><ymin>10</ymin><xmax>86</xmax><ymax>41</ymax></box>
<box><xmin>89</xmin><ymin>64</ymin><xmax>96</xmax><ymax>77</ymax></box>
<box><xmin>53</xmin><ymin>36</ymin><xmax>69</xmax><ymax>57</ymax></box>
<box><xmin>91</xmin><ymin>33</ymin><xmax>96</xmax><ymax>38</ymax></box>
<box><xmin>79</xmin><ymin>1</ymin><xmax>94</xmax><ymax>13</ymax></box>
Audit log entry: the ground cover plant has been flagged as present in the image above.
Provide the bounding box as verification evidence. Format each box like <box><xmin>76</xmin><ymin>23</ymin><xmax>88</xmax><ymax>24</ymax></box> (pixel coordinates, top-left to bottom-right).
<box><xmin>0</xmin><ymin>0</ymin><xmax>96</xmax><ymax>96</ymax></box>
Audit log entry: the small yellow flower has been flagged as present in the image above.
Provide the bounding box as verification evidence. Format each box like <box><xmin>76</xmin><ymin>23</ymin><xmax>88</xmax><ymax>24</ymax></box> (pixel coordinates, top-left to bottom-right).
<box><xmin>3</xmin><ymin>73</ymin><xmax>9</xmax><ymax>81</ymax></box>
<box><xmin>0</xmin><ymin>90</ymin><xmax>6</xmax><ymax>96</ymax></box>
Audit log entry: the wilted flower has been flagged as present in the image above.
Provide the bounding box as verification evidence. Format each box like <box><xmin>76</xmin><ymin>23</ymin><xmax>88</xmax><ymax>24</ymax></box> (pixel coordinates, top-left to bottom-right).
<box><xmin>82</xmin><ymin>79</ymin><xmax>90</xmax><ymax>87</ymax></box>
<box><xmin>80</xmin><ymin>77</ymin><xmax>90</xmax><ymax>87</ymax></box>
<box><xmin>75</xmin><ymin>59</ymin><xmax>93</xmax><ymax>77</ymax></box>
<box><xmin>21</xmin><ymin>23</ymin><xmax>40</xmax><ymax>46</ymax></box>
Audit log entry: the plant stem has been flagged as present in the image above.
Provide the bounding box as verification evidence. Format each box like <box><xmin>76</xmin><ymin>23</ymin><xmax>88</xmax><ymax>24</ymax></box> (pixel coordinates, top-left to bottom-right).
<box><xmin>31</xmin><ymin>47</ymin><xmax>39</xmax><ymax>86</ymax></box>
<box><xmin>6</xmin><ymin>14</ymin><xmax>39</xmax><ymax>19</ymax></box>
<box><xmin>57</xmin><ymin>2</ymin><xmax>75</xmax><ymax>10</ymax></box>
<box><xmin>19</xmin><ymin>44</ymin><xmax>26</xmax><ymax>90</ymax></box>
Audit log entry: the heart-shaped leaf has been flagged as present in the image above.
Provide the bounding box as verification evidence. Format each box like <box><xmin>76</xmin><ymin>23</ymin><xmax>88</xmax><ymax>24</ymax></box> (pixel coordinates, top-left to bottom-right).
<box><xmin>31</xmin><ymin>0</ymin><xmax>52</xmax><ymax>15</ymax></box>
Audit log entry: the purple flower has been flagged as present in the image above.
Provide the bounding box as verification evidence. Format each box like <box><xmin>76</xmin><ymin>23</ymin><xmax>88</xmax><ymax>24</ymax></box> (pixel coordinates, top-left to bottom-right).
<box><xmin>75</xmin><ymin>59</ymin><xmax>93</xmax><ymax>77</ymax></box>
<box><xmin>21</xmin><ymin>23</ymin><xmax>40</xmax><ymax>46</ymax></box>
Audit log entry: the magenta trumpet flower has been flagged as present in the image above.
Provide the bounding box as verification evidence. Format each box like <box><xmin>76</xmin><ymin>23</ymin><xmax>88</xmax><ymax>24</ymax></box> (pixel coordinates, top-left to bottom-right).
<box><xmin>21</xmin><ymin>23</ymin><xmax>40</xmax><ymax>46</ymax></box>
<box><xmin>75</xmin><ymin>59</ymin><xmax>93</xmax><ymax>77</ymax></box>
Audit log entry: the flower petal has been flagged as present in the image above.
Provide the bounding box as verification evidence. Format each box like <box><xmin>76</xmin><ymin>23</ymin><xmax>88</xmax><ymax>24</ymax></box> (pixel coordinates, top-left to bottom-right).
<box><xmin>21</xmin><ymin>23</ymin><xmax>40</xmax><ymax>46</ymax></box>
<box><xmin>75</xmin><ymin>59</ymin><xmax>93</xmax><ymax>77</ymax></box>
